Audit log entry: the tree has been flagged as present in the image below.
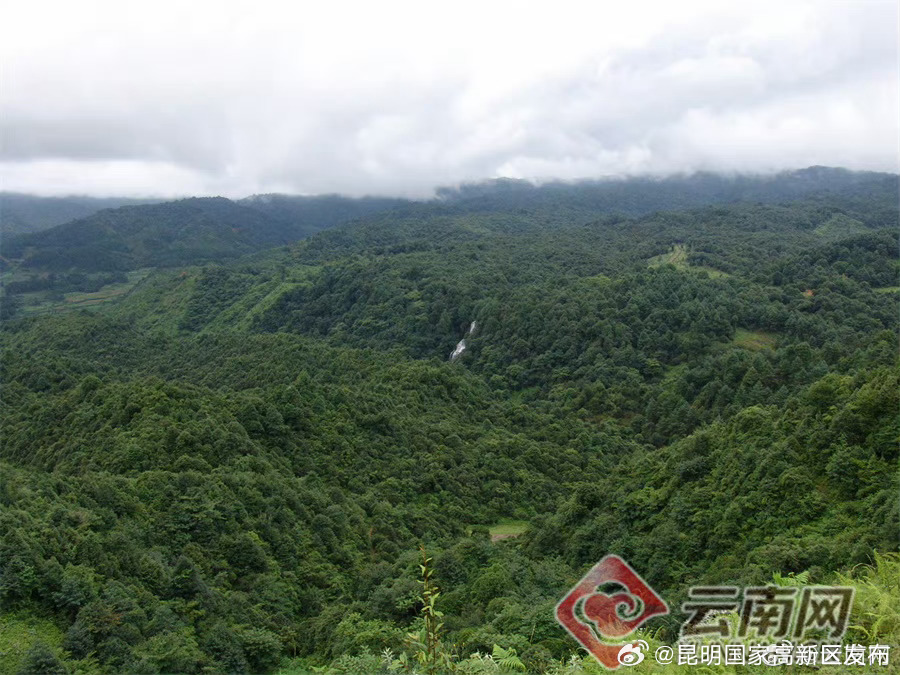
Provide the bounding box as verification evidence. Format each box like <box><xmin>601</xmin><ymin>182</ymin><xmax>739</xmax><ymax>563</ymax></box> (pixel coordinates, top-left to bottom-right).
<box><xmin>16</xmin><ymin>643</ymin><xmax>67</xmax><ymax>675</ymax></box>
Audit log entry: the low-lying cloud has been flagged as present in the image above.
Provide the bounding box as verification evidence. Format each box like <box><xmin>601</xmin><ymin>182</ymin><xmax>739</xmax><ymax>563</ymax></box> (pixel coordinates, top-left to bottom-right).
<box><xmin>1</xmin><ymin>0</ymin><xmax>897</xmax><ymax>197</ymax></box>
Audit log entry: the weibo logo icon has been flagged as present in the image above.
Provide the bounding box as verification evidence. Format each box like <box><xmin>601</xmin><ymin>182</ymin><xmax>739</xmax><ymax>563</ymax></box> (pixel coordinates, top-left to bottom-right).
<box><xmin>556</xmin><ymin>555</ymin><xmax>668</xmax><ymax>669</ymax></box>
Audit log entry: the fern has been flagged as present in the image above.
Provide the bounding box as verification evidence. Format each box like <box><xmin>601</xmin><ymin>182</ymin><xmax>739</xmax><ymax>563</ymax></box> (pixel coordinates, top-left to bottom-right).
<box><xmin>837</xmin><ymin>551</ymin><xmax>900</xmax><ymax>645</ymax></box>
<box><xmin>771</xmin><ymin>569</ymin><xmax>810</xmax><ymax>587</ymax></box>
<box><xmin>491</xmin><ymin>645</ymin><xmax>526</xmax><ymax>672</ymax></box>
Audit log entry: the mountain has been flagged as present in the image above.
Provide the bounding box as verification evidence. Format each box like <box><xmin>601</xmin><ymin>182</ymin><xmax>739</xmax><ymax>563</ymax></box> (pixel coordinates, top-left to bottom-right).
<box><xmin>2</xmin><ymin>194</ymin><xmax>417</xmax><ymax>274</ymax></box>
<box><xmin>239</xmin><ymin>193</ymin><xmax>413</xmax><ymax>236</ymax></box>
<box><xmin>2</xmin><ymin>197</ymin><xmax>301</xmax><ymax>272</ymax></box>
<box><xmin>436</xmin><ymin>167</ymin><xmax>900</xmax><ymax>220</ymax></box>
<box><xmin>4</xmin><ymin>168</ymin><xmax>896</xmax><ymax>278</ymax></box>
<box><xmin>0</xmin><ymin>193</ymin><xmax>162</xmax><ymax>236</ymax></box>
<box><xmin>0</xmin><ymin>169</ymin><xmax>898</xmax><ymax>674</ymax></box>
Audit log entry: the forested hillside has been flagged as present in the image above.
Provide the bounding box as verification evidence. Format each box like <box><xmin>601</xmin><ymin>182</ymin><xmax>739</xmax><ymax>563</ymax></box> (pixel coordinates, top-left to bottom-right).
<box><xmin>435</xmin><ymin>167</ymin><xmax>899</xmax><ymax>218</ymax></box>
<box><xmin>238</xmin><ymin>194</ymin><xmax>413</xmax><ymax>236</ymax></box>
<box><xmin>1</xmin><ymin>194</ymin><xmax>413</xmax><ymax>277</ymax></box>
<box><xmin>0</xmin><ymin>194</ymin><xmax>162</xmax><ymax>237</ymax></box>
<box><xmin>3</xmin><ymin>198</ymin><xmax>303</xmax><ymax>273</ymax></box>
<box><xmin>0</xmin><ymin>169</ymin><xmax>897</xmax><ymax>674</ymax></box>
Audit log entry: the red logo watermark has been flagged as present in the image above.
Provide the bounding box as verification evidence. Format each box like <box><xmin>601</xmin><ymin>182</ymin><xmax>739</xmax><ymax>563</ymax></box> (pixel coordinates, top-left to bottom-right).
<box><xmin>556</xmin><ymin>554</ymin><xmax>668</xmax><ymax>669</ymax></box>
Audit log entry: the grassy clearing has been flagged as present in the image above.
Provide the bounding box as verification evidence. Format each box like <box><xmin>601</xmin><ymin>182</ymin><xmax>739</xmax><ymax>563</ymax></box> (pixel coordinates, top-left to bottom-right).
<box><xmin>64</xmin><ymin>287</ymin><xmax>129</xmax><ymax>306</ymax></box>
<box><xmin>648</xmin><ymin>244</ymin><xmax>730</xmax><ymax>279</ymax></box>
<box><xmin>690</xmin><ymin>265</ymin><xmax>729</xmax><ymax>279</ymax></box>
<box><xmin>199</xmin><ymin>264</ymin><xmax>321</xmax><ymax>332</ymax></box>
<box><xmin>583</xmin><ymin>274</ymin><xmax>613</xmax><ymax>285</ymax></box>
<box><xmin>732</xmin><ymin>328</ymin><xmax>777</xmax><ymax>351</ymax></box>
<box><xmin>0</xmin><ymin>612</ymin><xmax>65</xmax><ymax>675</ymax></box>
<box><xmin>488</xmin><ymin>519</ymin><xmax>530</xmax><ymax>541</ymax></box>
<box><xmin>814</xmin><ymin>214</ymin><xmax>868</xmax><ymax>238</ymax></box>
<box><xmin>19</xmin><ymin>268</ymin><xmax>153</xmax><ymax>316</ymax></box>
<box><xmin>873</xmin><ymin>286</ymin><xmax>899</xmax><ymax>293</ymax></box>
<box><xmin>648</xmin><ymin>243</ymin><xmax>689</xmax><ymax>268</ymax></box>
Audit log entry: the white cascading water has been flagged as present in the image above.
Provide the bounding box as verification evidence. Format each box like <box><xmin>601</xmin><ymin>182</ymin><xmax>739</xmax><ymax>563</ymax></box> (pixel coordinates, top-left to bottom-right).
<box><xmin>449</xmin><ymin>321</ymin><xmax>477</xmax><ymax>361</ymax></box>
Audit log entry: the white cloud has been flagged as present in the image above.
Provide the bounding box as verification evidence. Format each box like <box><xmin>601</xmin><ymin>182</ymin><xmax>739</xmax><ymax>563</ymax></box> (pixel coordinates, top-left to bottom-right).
<box><xmin>1</xmin><ymin>0</ymin><xmax>897</xmax><ymax>197</ymax></box>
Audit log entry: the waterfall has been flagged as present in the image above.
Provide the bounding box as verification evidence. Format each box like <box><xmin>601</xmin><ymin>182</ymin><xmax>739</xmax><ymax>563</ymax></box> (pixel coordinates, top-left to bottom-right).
<box><xmin>449</xmin><ymin>339</ymin><xmax>467</xmax><ymax>361</ymax></box>
<box><xmin>449</xmin><ymin>321</ymin><xmax>477</xmax><ymax>361</ymax></box>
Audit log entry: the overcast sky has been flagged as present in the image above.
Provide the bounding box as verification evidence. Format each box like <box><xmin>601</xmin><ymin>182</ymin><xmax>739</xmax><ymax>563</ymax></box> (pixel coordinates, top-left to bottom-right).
<box><xmin>1</xmin><ymin>0</ymin><xmax>898</xmax><ymax>198</ymax></box>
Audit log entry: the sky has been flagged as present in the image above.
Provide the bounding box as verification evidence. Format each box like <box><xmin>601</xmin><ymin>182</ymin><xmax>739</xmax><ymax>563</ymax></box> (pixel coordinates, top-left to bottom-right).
<box><xmin>1</xmin><ymin>0</ymin><xmax>898</xmax><ymax>198</ymax></box>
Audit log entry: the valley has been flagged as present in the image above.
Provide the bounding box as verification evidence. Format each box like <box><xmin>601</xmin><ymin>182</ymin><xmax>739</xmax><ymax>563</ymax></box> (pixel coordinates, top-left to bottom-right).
<box><xmin>1</xmin><ymin>170</ymin><xmax>898</xmax><ymax>674</ymax></box>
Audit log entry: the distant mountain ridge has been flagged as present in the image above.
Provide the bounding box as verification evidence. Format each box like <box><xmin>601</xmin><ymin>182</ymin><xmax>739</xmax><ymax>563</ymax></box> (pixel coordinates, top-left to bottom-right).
<box><xmin>435</xmin><ymin>167</ymin><xmax>899</xmax><ymax>216</ymax></box>
<box><xmin>0</xmin><ymin>193</ymin><xmax>162</xmax><ymax>236</ymax></box>
<box><xmin>2</xmin><ymin>167</ymin><xmax>896</xmax><ymax>274</ymax></box>
<box><xmin>3</xmin><ymin>197</ymin><xmax>302</xmax><ymax>271</ymax></box>
<box><xmin>2</xmin><ymin>194</ymin><xmax>416</xmax><ymax>272</ymax></box>
<box><xmin>239</xmin><ymin>193</ymin><xmax>412</xmax><ymax>233</ymax></box>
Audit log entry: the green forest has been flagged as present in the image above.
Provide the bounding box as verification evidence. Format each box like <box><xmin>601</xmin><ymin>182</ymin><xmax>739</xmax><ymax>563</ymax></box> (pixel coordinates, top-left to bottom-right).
<box><xmin>0</xmin><ymin>169</ymin><xmax>898</xmax><ymax>674</ymax></box>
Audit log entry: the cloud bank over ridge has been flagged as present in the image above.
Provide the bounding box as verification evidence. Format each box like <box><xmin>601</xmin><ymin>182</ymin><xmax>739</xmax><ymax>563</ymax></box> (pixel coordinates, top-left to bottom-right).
<box><xmin>1</xmin><ymin>0</ymin><xmax>897</xmax><ymax>197</ymax></box>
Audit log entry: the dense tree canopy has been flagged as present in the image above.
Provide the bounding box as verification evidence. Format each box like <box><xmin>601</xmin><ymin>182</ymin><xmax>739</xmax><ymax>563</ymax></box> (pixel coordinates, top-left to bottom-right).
<box><xmin>0</xmin><ymin>170</ymin><xmax>897</xmax><ymax>674</ymax></box>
